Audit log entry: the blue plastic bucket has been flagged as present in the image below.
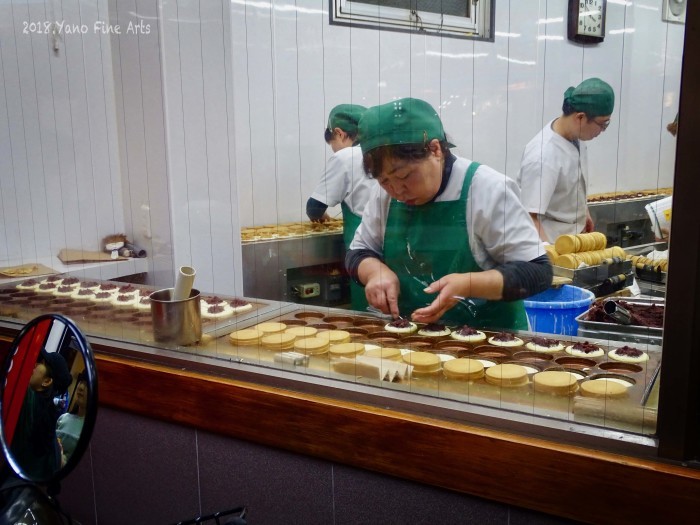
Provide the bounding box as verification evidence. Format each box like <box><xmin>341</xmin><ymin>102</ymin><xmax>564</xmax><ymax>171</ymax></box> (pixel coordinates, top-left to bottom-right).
<box><xmin>523</xmin><ymin>285</ymin><xmax>595</xmax><ymax>336</ymax></box>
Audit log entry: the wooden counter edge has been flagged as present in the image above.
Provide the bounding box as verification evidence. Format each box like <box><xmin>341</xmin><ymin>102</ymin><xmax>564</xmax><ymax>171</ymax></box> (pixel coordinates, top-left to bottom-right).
<box><xmin>96</xmin><ymin>353</ymin><xmax>700</xmax><ymax>524</ymax></box>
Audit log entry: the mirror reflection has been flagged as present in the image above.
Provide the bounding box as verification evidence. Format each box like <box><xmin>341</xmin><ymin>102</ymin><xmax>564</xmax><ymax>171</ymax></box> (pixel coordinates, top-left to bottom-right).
<box><xmin>2</xmin><ymin>316</ymin><xmax>95</xmax><ymax>482</ymax></box>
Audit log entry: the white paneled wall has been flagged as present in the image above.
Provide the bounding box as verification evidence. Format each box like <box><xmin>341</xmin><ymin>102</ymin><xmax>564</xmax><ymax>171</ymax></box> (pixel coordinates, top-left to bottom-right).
<box><xmin>231</xmin><ymin>0</ymin><xmax>683</xmax><ymax>226</ymax></box>
<box><xmin>159</xmin><ymin>0</ymin><xmax>241</xmax><ymax>294</ymax></box>
<box><xmin>108</xmin><ymin>0</ymin><xmax>174</xmax><ymax>288</ymax></box>
<box><xmin>0</xmin><ymin>0</ymin><xmax>123</xmax><ymax>264</ymax></box>
<box><xmin>0</xmin><ymin>0</ymin><xmax>685</xmax><ymax>295</ymax></box>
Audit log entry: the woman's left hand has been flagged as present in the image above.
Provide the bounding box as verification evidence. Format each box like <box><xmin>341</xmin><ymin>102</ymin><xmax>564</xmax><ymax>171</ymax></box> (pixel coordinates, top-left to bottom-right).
<box><xmin>411</xmin><ymin>270</ymin><xmax>504</xmax><ymax>323</ymax></box>
<box><xmin>411</xmin><ymin>274</ymin><xmax>471</xmax><ymax>323</ymax></box>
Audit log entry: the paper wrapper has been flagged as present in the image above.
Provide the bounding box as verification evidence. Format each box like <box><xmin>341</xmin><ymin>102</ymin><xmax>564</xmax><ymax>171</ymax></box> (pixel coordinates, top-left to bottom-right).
<box><xmin>0</xmin><ymin>263</ymin><xmax>57</xmax><ymax>279</ymax></box>
<box><xmin>644</xmin><ymin>196</ymin><xmax>672</xmax><ymax>239</ymax></box>
<box><xmin>333</xmin><ymin>356</ymin><xmax>412</xmax><ymax>382</ymax></box>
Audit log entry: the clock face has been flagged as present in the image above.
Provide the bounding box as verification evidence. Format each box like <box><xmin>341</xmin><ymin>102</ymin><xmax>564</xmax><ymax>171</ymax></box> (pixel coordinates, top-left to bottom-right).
<box><xmin>577</xmin><ymin>0</ymin><xmax>604</xmax><ymax>37</ymax></box>
<box><xmin>568</xmin><ymin>0</ymin><xmax>606</xmax><ymax>43</ymax></box>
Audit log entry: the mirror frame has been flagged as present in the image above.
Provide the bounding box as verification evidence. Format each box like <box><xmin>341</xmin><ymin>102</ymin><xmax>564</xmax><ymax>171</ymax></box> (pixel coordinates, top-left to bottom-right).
<box><xmin>0</xmin><ymin>314</ymin><xmax>98</xmax><ymax>484</ymax></box>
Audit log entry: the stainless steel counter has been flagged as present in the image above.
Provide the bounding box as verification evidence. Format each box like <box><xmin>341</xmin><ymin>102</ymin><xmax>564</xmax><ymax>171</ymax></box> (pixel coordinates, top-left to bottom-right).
<box><xmin>241</xmin><ymin>232</ymin><xmax>346</xmax><ymax>304</ymax></box>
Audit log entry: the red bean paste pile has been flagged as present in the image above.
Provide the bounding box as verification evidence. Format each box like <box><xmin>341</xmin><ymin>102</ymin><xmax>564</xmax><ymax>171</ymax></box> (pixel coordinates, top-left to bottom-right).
<box><xmin>492</xmin><ymin>331</ymin><xmax>516</xmax><ymax>342</ymax></box>
<box><xmin>422</xmin><ymin>322</ymin><xmax>447</xmax><ymax>333</ymax></box>
<box><xmin>530</xmin><ymin>337</ymin><xmax>560</xmax><ymax>347</ymax></box>
<box><xmin>614</xmin><ymin>346</ymin><xmax>643</xmax><ymax>357</ymax></box>
<box><xmin>571</xmin><ymin>341</ymin><xmax>600</xmax><ymax>354</ymax></box>
<box><xmin>230</xmin><ymin>298</ymin><xmax>250</xmax><ymax>308</ymax></box>
<box><xmin>586</xmin><ymin>300</ymin><xmax>664</xmax><ymax>328</ymax></box>
<box><xmin>388</xmin><ymin>318</ymin><xmax>413</xmax><ymax>328</ymax></box>
<box><xmin>455</xmin><ymin>325</ymin><xmax>479</xmax><ymax>336</ymax></box>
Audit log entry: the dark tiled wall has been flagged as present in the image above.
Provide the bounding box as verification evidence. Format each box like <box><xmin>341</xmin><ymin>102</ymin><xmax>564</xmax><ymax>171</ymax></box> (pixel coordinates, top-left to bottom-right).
<box><xmin>59</xmin><ymin>408</ymin><xmax>581</xmax><ymax>525</ymax></box>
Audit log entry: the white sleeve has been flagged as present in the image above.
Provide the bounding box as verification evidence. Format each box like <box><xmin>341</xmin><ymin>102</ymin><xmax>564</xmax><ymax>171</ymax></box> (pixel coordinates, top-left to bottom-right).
<box><xmin>349</xmin><ymin>184</ymin><xmax>390</xmax><ymax>254</ymax></box>
<box><xmin>468</xmin><ymin>168</ymin><xmax>545</xmax><ymax>268</ymax></box>
<box><xmin>310</xmin><ymin>152</ymin><xmax>348</xmax><ymax>207</ymax></box>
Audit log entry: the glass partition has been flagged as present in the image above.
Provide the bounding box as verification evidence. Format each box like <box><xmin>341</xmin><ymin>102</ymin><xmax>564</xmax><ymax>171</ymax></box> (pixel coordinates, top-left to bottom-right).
<box><xmin>0</xmin><ymin>0</ymin><xmax>686</xmax><ymax>450</ymax></box>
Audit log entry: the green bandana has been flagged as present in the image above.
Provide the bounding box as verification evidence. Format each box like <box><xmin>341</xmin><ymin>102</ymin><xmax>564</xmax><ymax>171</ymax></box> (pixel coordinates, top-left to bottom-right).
<box><xmin>564</xmin><ymin>78</ymin><xmax>615</xmax><ymax>117</ymax></box>
<box><xmin>327</xmin><ymin>104</ymin><xmax>367</xmax><ymax>135</ymax></box>
<box><xmin>358</xmin><ymin>98</ymin><xmax>454</xmax><ymax>155</ymax></box>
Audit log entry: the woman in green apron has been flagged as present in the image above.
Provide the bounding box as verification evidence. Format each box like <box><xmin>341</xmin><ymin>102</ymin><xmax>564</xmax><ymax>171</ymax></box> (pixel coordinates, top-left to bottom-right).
<box><xmin>307</xmin><ymin>104</ymin><xmax>375</xmax><ymax>310</ymax></box>
<box><xmin>345</xmin><ymin>98</ymin><xmax>552</xmax><ymax>331</ymax></box>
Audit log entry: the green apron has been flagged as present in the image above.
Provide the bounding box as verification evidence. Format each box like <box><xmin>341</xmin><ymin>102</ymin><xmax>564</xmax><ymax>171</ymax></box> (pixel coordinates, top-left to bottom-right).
<box><xmin>383</xmin><ymin>162</ymin><xmax>529</xmax><ymax>331</ymax></box>
<box><xmin>341</xmin><ymin>202</ymin><xmax>369</xmax><ymax>311</ymax></box>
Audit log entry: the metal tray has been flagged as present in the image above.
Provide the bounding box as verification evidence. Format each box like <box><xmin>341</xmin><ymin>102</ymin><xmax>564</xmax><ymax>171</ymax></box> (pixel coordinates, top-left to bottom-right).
<box><xmin>553</xmin><ymin>259</ymin><xmax>631</xmax><ymax>286</ymax></box>
<box><xmin>576</xmin><ymin>297</ymin><xmax>664</xmax><ymax>346</ymax></box>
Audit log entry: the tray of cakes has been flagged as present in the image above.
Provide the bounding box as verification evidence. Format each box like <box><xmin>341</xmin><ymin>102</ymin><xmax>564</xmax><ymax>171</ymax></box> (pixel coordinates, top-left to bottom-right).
<box><xmin>575</xmin><ymin>297</ymin><xmax>664</xmax><ymax>345</ymax></box>
<box><xmin>0</xmin><ymin>275</ymin><xmax>271</xmax><ymax>342</ymax></box>
<box><xmin>222</xmin><ymin>311</ymin><xmax>661</xmax><ymax>432</ymax></box>
<box><xmin>548</xmin><ymin>233</ymin><xmax>632</xmax><ymax>287</ymax></box>
<box><xmin>240</xmin><ymin>219</ymin><xmax>343</xmax><ymax>242</ymax></box>
<box><xmin>587</xmin><ymin>188</ymin><xmax>672</xmax><ymax>203</ymax></box>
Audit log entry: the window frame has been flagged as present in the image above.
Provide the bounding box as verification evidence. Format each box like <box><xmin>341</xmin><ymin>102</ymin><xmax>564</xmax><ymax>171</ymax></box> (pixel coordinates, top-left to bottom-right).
<box><xmin>329</xmin><ymin>0</ymin><xmax>495</xmax><ymax>41</ymax></box>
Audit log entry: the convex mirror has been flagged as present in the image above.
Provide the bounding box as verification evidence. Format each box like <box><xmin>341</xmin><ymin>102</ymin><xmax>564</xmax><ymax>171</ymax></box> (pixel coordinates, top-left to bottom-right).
<box><xmin>0</xmin><ymin>314</ymin><xmax>98</xmax><ymax>485</ymax></box>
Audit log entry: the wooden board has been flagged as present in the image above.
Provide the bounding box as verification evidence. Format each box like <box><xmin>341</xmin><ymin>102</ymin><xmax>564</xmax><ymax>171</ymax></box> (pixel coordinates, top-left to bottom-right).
<box><xmin>0</xmin><ymin>263</ymin><xmax>57</xmax><ymax>279</ymax></box>
<box><xmin>58</xmin><ymin>248</ymin><xmax>128</xmax><ymax>263</ymax></box>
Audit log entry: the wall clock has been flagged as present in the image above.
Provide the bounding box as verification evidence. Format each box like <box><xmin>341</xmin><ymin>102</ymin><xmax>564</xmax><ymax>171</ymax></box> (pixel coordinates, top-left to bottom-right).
<box><xmin>568</xmin><ymin>0</ymin><xmax>607</xmax><ymax>44</ymax></box>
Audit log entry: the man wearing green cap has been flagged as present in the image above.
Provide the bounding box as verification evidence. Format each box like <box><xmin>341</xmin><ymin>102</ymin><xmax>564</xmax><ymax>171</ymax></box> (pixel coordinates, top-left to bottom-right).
<box><xmin>307</xmin><ymin>104</ymin><xmax>375</xmax><ymax>310</ymax></box>
<box><xmin>517</xmin><ymin>78</ymin><xmax>615</xmax><ymax>242</ymax></box>
<box><xmin>346</xmin><ymin>98</ymin><xmax>551</xmax><ymax>330</ymax></box>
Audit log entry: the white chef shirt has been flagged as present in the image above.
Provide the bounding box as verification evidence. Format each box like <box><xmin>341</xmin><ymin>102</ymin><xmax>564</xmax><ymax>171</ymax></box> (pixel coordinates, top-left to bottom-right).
<box><xmin>350</xmin><ymin>156</ymin><xmax>544</xmax><ymax>269</ymax></box>
<box><xmin>517</xmin><ymin>119</ymin><xmax>589</xmax><ymax>241</ymax></box>
<box><xmin>310</xmin><ymin>146</ymin><xmax>375</xmax><ymax>216</ymax></box>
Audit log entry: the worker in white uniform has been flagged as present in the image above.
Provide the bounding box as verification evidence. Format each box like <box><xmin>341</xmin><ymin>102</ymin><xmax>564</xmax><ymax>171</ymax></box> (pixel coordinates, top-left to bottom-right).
<box><xmin>346</xmin><ymin>98</ymin><xmax>551</xmax><ymax>330</ymax></box>
<box><xmin>517</xmin><ymin>78</ymin><xmax>615</xmax><ymax>242</ymax></box>
<box><xmin>307</xmin><ymin>104</ymin><xmax>375</xmax><ymax>310</ymax></box>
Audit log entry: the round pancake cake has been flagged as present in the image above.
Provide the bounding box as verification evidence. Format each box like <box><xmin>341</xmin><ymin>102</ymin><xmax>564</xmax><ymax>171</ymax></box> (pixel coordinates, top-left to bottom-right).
<box><xmin>71</xmin><ymin>288</ymin><xmax>96</xmax><ymax>300</ymax></box>
<box><xmin>229</xmin><ymin>328</ymin><xmax>263</xmax><ymax>345</ymax></box>
<box><xmin>16</xmin><ymin>279</ymin><xmax>41</xmax><ymax>290</ymax></box>
<box><xmin>402</xmin><ymin>351</ymin><xmax>441</xmax><ymax>373</ymax></box>
<box><xmin>116</xmin><ymin>284</ymin><xmax>139</xmax><ymax>297</ymax></box>
<box><xmin>417</xmin><ymin>323</ymin><xmax>451</xmax><ymax>337</ymax></box>
<box><xmin>488</xmin><ymin>332</ymin><xmax>524</xmax><ymax>347</ymax></box>
<box><xmin>76</xmin><ymin>281</ymin><xmax>101</xmax><ymax>292</ymax></box>
<box><xmin>451</xmin><ymin>325</ymin><xmax>486</xmax><ymax>343</ymax></box>
<box><xmin>443</xmin><ymin>358</ymin><xmax>485</xmax><ymax>380</ymax></box>
<box><xmin>285</xmin><ymin>326</ymin><xmax>318</xmax><ymax>339</ymax></box>
<box><xmin>384</xmin><ymin>318</ymin><xmax>418</xmax><ymax>334</ymax></box>
<box><xmin>261</xmin><ymin>332</ymin><xmax>296</xmax><ymax>350</ymax></box>
<box><xmin>92</xmin><ymin>291</ymin><xmax>116</xmax><ymax>303</ymax></box>
<box><xmin>608</xmin><ymin>346</ymin><xmax>649</xmax><ymax>363</ymax></box>
<box><xmin>565</xmin><ymin>341</ymin><xmax>604</xmax><ymax>358</ymax></box>
<box><xmin>533</xmin><ymin>370</ymin><xmax>579</xmax><ymax>395</ymax></box>
<box><xmin>229</xmin><ymin>298</ymin><xmax>253</xmax><ymax>313</ymax></box>
<box><xmin>135</xmin><ymin>296</ymin><xmax>152</xmax><ymax>310</ymax></box>
<box><xmin>201</xmin><ymin>296</ymin><xmax>228</xmax><ymax>310</ymax></box>
<box><xmin>485</xmin><ymin>363</ymin><xmax>528</xmax><ymax>387</ymax></box>
<box><xmin>53</xmin><ymin>285</ymin><xmax>78</xmax><ymax>297</ymax></box>
<box><xmin>36</xmin><ymin>282</ymin><xmax>58</xmax><ymax>293</ymax></box>
<box><xmin>363</xmin><ymin>347</ymin><xmax>402</xmax><ymax>360</ymax></box>
<box><xmin>329</xmin><ymin>342</ymin><xmax>365</xmax><ymax>358</ymax></box>
<box><xmin>294</xmin><ymin>336</ymin><xmax>330</xmax><ymax>355</ymax></box>
<box><xmin>202</xmin><ymin>304</ymin><xmax>235</xmax><ymax>319</ymax></box>
<box><xmin>111</xmin><ymin>293</ymin><xmax>139</xmax><ymax>307</ymax></box>
<box><xmin>316</xmin><ymin>330</ymin><xmax>351</xmax><ymax>344</ymax></box>
<box><xmin>580</xmin><ymin>378</ymin><xmax>628</xmax><ymax>398</ymax></box>
<box><xmin>97</xmin><ymin>283</ymin><xmax>119</xmax><ymax>293</ymax></box>
<box><xmin>526</xmin><ymin>337</ymin><xmax>564</xmax><ymax>353</ymax></box>
<box><xmin>255</xmin><ymin>322</ymin><xmax>287</xmax><ymax>334</ymax></box>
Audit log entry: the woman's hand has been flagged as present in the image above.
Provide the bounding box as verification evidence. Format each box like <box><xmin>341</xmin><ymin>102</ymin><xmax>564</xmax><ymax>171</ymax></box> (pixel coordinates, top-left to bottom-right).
<box><xmin>411</xmin><ymin>274</ymin><xmax>470</xmax><ymax>323</ymax></box>
<box><xmin>359</xmin><ymin>258</ymin><xmax>401</xmax><ymax>318</ymax></box>
<box><xmin>412</xmin><ymin>270</ymin><xmax>504</xmax><ymax>323</ymax></box>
